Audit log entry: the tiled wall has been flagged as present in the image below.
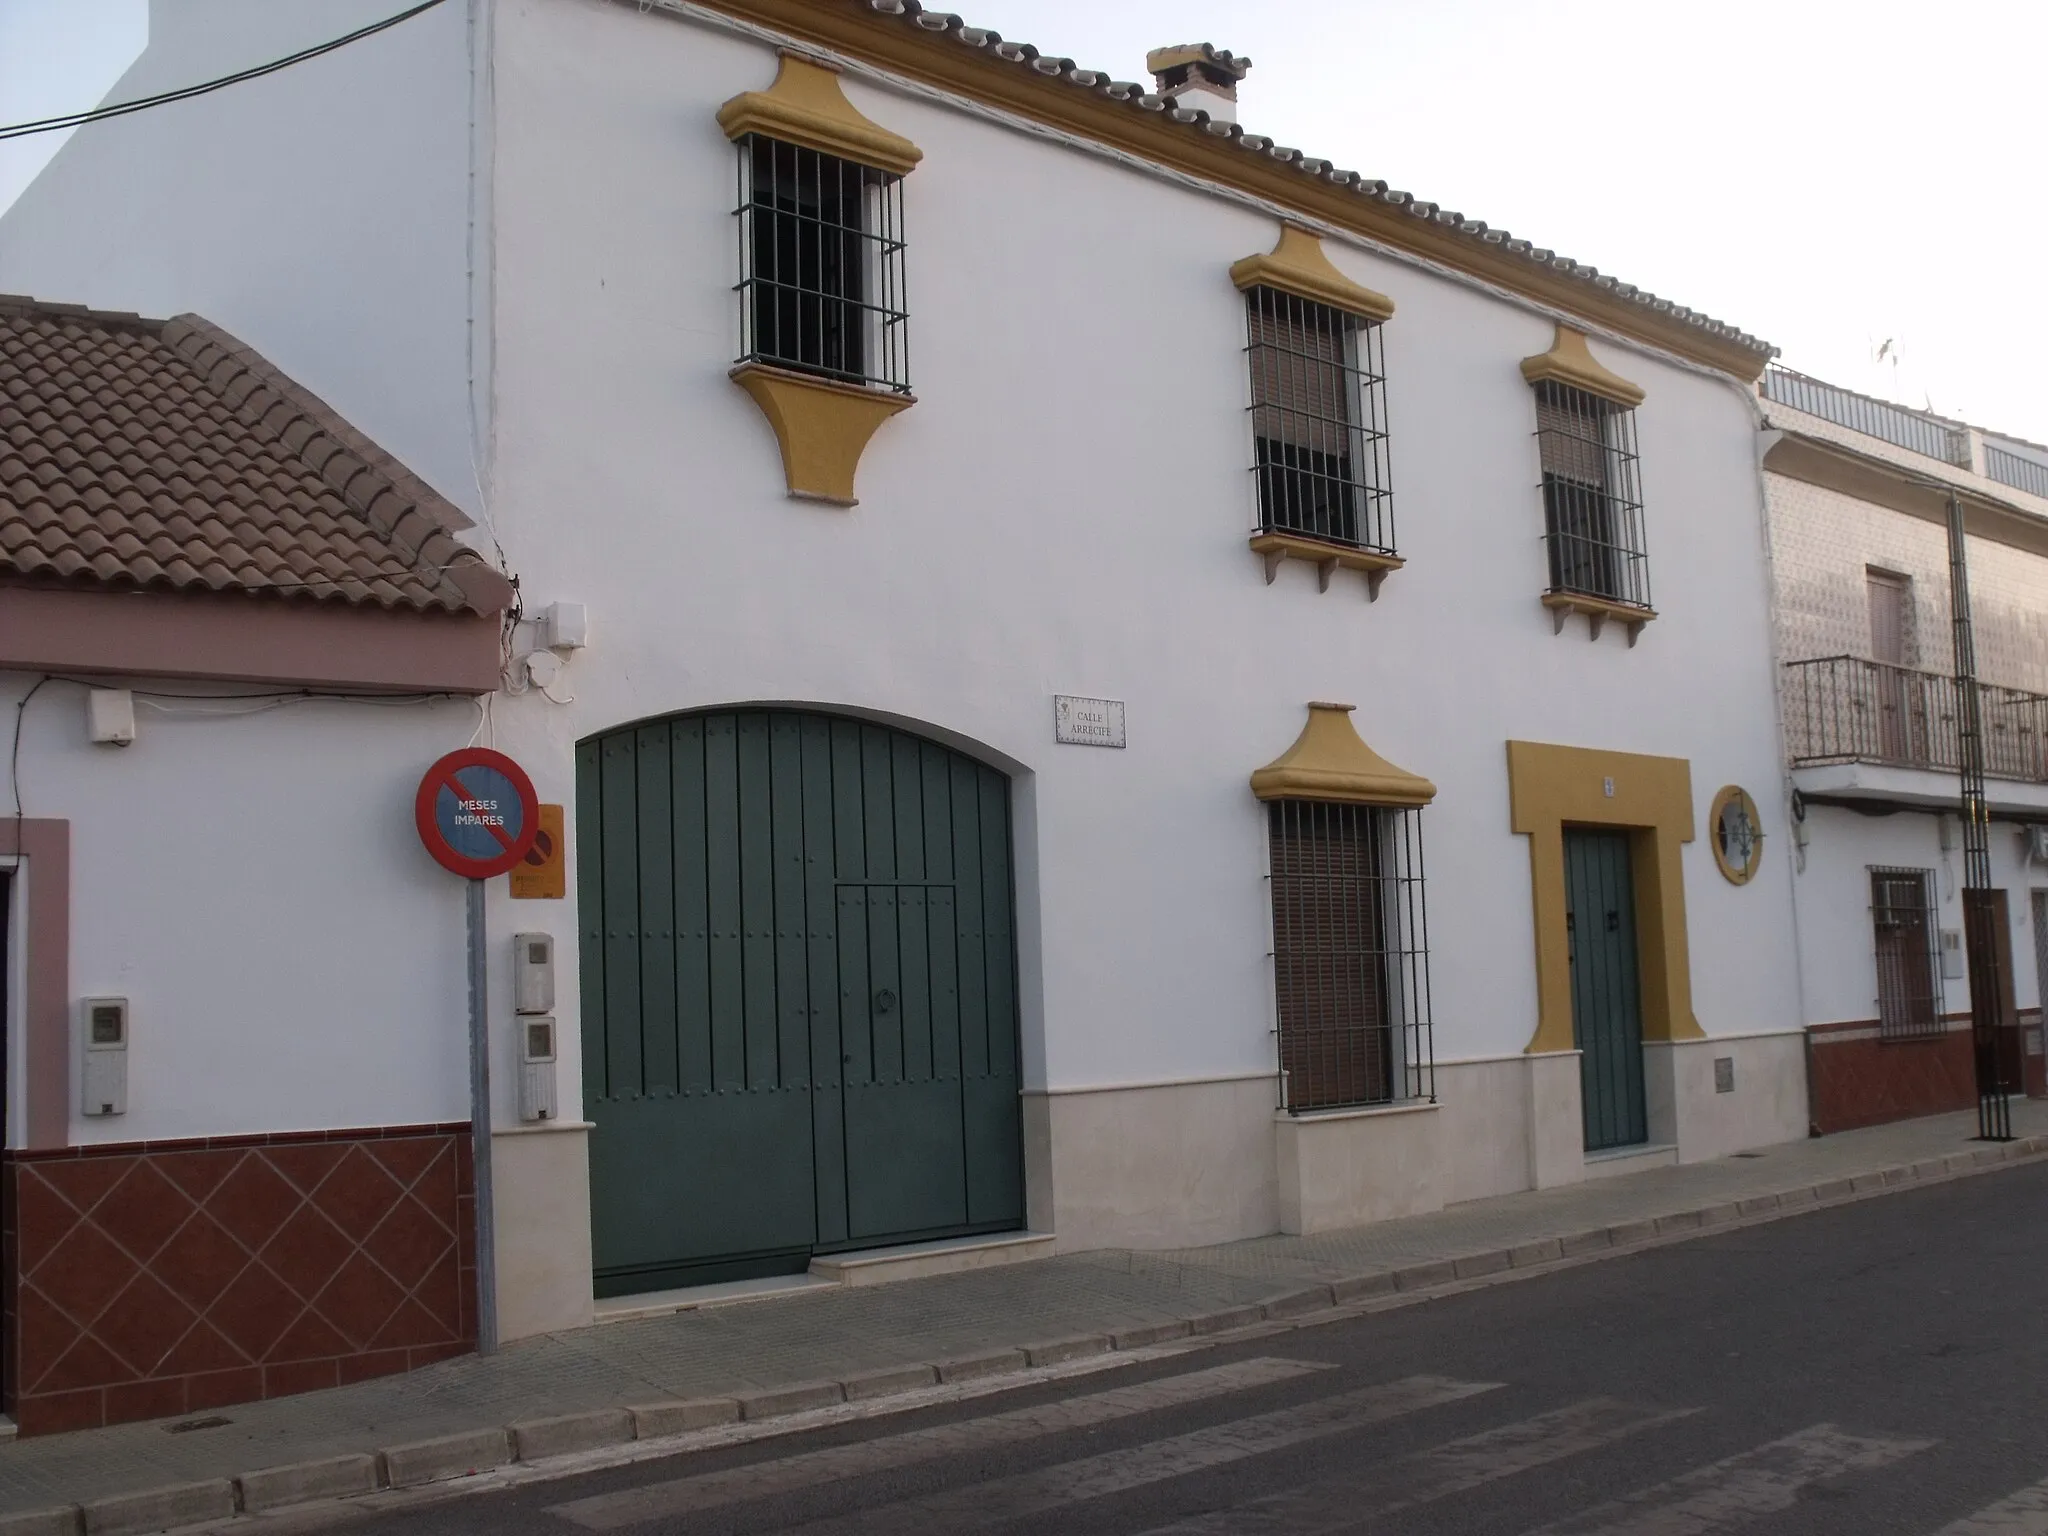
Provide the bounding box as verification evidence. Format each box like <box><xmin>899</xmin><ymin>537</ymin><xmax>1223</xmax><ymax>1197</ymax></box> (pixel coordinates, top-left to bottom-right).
<box><xmin>1804</xmin><ymin>1018</ymin><xmax>1978</xmax><ymax>1134</ymax></box>
<box><xmin>2</xmin><ymin>1125</ymin><xmax>473</xmax><ymax>1435</ymax></box>
<box><xmin>1765</xmin><ymin>475</ymin><xmax>2048</xmax><ymax>692</ymax></box>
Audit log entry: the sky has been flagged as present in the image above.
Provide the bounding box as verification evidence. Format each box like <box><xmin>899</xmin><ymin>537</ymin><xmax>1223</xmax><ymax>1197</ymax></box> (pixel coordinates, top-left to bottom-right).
<box><xmin>2</xmin><ymin>0</ymin><xmax>2042</xmax><ymax>442</ymax></box>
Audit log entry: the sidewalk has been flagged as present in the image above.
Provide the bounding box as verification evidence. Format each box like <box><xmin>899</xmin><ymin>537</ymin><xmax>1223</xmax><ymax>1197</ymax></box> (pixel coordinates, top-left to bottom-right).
<box><xmin>4</xmin><ymin>1102</ymin><xmax>2044</xmax><ymax>1524</ymax></box>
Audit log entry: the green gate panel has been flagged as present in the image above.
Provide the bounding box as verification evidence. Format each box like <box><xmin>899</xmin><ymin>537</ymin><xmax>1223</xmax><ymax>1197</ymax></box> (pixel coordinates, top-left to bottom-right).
<box><xmin>1563</xmin><ymin>828</ymin><xmax>1648</xmax><ymax>1151</ymax></box>
<box><xmin>587</xmin><ymin>1092</ymin><xmax>815</xmax><ymax>1294</ymax></box>
<box><xmin>838</xmin><ymin>886</ymin><xmax>970</xmax><ymax>1241</ymax></box>
<box><xmin>580</xmin><ymin>710</ymin><xmax>1024</xmax><ymax>1293</ymax></box>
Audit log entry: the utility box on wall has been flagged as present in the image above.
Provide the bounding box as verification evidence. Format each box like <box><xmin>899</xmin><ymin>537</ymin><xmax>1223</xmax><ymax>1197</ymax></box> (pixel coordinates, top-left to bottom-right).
<box><xmin>511</xmin><ymin>932</ymin><xmax>558</xmax><ymax>1122</ymax></box>
<box><xmin>519</xmin><ymin>1018</ymin><xmax>558</xmax><ymax>1122</ymax></box>
<box><xmin>80</xmin><ymin>997</ymin><xmax>129</xmax><ymax>1116</ymax></box>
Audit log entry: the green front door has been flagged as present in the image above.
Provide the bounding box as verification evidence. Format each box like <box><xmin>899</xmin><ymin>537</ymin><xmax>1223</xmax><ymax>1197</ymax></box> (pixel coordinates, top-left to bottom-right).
<box><xmin>1563</xmin><ymin>828</ymin><xmax>1648</xmax><ymax>1151</ymax></box>
<box><xmin>577</xmin><ymin>710</ymin><xmax>1023</xmax><ymax>1296</ymax></box>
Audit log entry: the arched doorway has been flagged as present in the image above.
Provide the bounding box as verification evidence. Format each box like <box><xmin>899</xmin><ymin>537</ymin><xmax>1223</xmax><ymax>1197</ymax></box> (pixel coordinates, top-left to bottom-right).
<box><xmin>577</xmin><ymin>709</ymin><xmax>1024</xmax><ymax>1295</ymax></box>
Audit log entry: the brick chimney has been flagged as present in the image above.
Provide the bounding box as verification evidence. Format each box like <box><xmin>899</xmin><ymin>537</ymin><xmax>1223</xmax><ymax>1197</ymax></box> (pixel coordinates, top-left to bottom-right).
<box><xmin>1145</xmin><ymin>44</ymin><xmax>1251</xmax><ymax>124</ymax></box>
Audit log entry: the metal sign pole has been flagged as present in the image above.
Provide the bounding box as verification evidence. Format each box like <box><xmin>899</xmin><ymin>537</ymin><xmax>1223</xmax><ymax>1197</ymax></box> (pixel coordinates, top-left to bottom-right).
<box><xmin>467</xmin><ymin>876</ymin><xmax>499</xmax><ymax>1353</ymax></box>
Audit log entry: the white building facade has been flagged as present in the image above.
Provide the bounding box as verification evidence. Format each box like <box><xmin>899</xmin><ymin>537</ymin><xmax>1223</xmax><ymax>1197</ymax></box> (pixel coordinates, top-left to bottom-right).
<box><xmin>1</xmin><ymin>0</ymin><xmax>1816</xmax><ymax>1429</ymax></box>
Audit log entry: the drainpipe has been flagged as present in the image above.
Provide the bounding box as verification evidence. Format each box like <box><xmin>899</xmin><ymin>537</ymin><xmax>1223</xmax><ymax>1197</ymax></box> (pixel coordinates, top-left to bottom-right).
<box><xmin>1738</xmin><ymin>393</ymin><xmax>1816</xmax><ymax>1050</ymax></box>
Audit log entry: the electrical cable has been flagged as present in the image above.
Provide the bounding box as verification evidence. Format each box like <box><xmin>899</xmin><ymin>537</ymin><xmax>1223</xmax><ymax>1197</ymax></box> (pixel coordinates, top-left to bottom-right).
<box><xmin>0</xmin><ymin>0</ymin><xmax>451</xmax><ymax>142</ymax></box>
<box><xmin>9</xmin><ymin>677</ymin><xmax>52</xmax><ymax>836</ymax></box>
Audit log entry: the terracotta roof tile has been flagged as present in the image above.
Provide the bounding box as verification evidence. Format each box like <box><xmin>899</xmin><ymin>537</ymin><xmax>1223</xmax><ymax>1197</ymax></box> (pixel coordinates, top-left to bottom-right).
<box><xmin>0</xmin><ymin>296</ymin><xmax>512</xmax><ymax>615</ymax></box>
<box><xmin>839</xmin><ymin>1</ymin><xmax>1772</xmax><ymax>359</ymax></box>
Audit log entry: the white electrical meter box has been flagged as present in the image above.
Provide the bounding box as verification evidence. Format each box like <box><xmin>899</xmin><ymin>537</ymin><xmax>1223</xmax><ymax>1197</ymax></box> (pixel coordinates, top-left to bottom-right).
<box><xmin>86</xmin><ymin>689</ymin><xmax>136</xmax><ymax>746</ymax></box>
<box><xmin>518</xmin><ymin>1017</ymin><xmax>558</xmax><ymax>1123</ymax></box>
<box><xmin>80</xmin><ymin>997</ymin><xmax>129</xmax><ymax>1116</ymax></box>
<box><xmin>513</xmin><ymin>932</ymin><xmax>554</xmax><ymax>1015</ymax></box>
<box><xmin>1940</xmin><ymin>928</ymin><xmax>1965</xmax><ymax>980</ymax></box>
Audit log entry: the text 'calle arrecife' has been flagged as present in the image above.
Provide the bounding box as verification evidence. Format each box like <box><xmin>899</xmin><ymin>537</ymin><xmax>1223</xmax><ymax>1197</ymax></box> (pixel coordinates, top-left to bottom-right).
<box><xmin>1054</xmin><ymin>696</ymin><xmax>1127</xmax><ymax>749</ymax></box>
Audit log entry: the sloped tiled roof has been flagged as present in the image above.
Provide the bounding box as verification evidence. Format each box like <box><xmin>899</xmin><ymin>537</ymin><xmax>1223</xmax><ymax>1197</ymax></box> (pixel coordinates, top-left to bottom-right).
<box><xmin>708</xmin><ymin>0</ymin><xmax>1774</xmax><ymax>368</ymax></box>
<box><xmin>0</xmin><ymin>296</ymin><xmax>511</xmax><ymax>615</ymax></box>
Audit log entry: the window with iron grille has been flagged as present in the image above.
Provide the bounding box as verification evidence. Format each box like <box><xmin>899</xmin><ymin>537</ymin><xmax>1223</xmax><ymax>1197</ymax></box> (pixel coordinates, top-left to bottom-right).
<box><xmin>1245</xmin><ymin>287</ymin><xmax>1393</xmax><ymax>553</ymax></box>
<box><xmin>1267</xmin><ymin>800</ymin><xmax>1433</xmax><ymax>1112</ymax></box>
<box><xmin>1870</xmin><ymin>867</ymin><xmax>1944</xmax><ymax>1038</ymax></box>
<box><xmin>734</xmin><ymin>135</ymin><xmax>909</xmax><ymax>393</ymax></box>
<box><xmin>1534</xmin><ymin>380</ymin><xmax>1649</xmax><ymax>608</ymax></box>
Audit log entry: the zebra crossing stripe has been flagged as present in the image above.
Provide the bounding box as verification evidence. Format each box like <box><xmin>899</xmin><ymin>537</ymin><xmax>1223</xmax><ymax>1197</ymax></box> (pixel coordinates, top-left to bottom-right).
<box><xmin>1932</xmin><ymin>1476</ymin><xmax>2048</xmax><ymax>1534</ymax></box>
<box><xmin>1134</xmin><ymin>1397</ymin><xmax>1697</xmax><ymax>1535</ymax></box>
<box><xmin>549</xmin><ymin>1356</ymin><xmax>1333</xmax><ymax>1530</ymax></box>
<box><xmin>1521</xmin><ymin>1422</ymin><xmax>1937</xmax><ymax>1535</ymax></box>
<box><xmin>772</xmin><ymin>1374</ymin><xmax>1500</xmax><ymax>1534</ymax></box>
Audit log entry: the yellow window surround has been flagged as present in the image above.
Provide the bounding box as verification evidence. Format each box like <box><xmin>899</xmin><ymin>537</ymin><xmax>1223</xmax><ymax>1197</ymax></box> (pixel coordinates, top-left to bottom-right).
<box><xmin>720</xmin><ymin>53</ymin><xmax>922</xmax><ymax>506</ymax></box>
<box><xmin>1230</xmin><ymin>223</ymin><xmax>1396</xmax><ymax>325</ymax></box>
<box><xmin>1520</xmin><ymin>323</ymin><xmax>1645</xmax><ymax>410</ymax></box>
<box><xmin>1523</xmin><ymin>324</ymin><xmax>1652</xmax><ymax>641</ymax></box>
<box><xmin>1505</xmin><ymin>740</ymin><xmax>1702</xmax><ymax>1056</ymax></box>
<box><xmin>716</xmin><ymin>50</ymin><xmax>922</xmax><ymax>176</ymax></box>
<box><xmin>1251</xmin><ymin>703</ymin><xmax>1436</xmax><ymax>808</ymax></box>
<box><xmin>1235</xmin><ymin>226</ymin><xmax>1398</xmax><ymax>596</ymax></box>
<box><xmin>1540</xmin><ymin>591</ymin><xmax>1658</xmax><ymax>646</ymax></box>
<box><xmin>1708</xmin><ymin>784</ymin><xmax>1765</xmax><ymax>885</ymax></box>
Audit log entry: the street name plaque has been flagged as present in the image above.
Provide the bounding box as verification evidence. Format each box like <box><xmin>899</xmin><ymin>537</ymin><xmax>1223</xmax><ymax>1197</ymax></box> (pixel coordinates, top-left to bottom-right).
<box><xmin>1054</xmin><ymin>695</ymin><xmax>1126</xmax><ymax>749</ymax></box>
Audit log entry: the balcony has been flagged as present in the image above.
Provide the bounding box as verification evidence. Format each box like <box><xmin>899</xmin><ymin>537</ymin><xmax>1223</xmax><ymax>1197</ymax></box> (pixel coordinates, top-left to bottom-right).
<box><xmin>1783</xmin><ymin>656</ymin><xmax>2048</xmax><ymax>812</ymax></box>
<box><xmin>1762</xmin><ymin>365</ymin><xmax>2048</xmax><ymax>504</ymax></box>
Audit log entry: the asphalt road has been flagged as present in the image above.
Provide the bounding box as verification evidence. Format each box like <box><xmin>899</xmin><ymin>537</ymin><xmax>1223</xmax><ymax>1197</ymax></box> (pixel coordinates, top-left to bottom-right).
<box><xmin>322</xmin><ymin>1161</ymin><xmax>2048</xmax><ymax>1535</ymax></box>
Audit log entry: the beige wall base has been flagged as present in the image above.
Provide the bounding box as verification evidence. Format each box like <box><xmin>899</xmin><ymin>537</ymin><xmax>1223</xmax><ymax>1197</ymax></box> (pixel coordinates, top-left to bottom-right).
<box><xmin>1430</xmin><ymin>1050</ymin><xmax>1585</xmax><ymax>1201</ymax></box>
<box><xmin>1527</xmin><ymin>1049</ymin><xmax>1589</xmax><ymax>1189</ymax></box>
<box><xmin>1024</xmin><ymin>1075</ymin><xmax>1279</xmax><ymax>1252</ymax></box>
<box><xmin>1646</xmin><ymin>1033</ymin><xmax>1810</xmax><ymax>1163</ymax></box>
<box><xmin>492</xmin><ymin>1121</ymin><xmax>596</xmax><ymax>1341</ymax></box>
<box><xmin>1434</xmin><ymin>1057</ymin><xmax>1532</xmax><ymax>1205</ymax></box>
<box><xmin>1275</xmin><ymin>1102</ymin><xmax>1445</xmax><ymax>1234</ymax></box>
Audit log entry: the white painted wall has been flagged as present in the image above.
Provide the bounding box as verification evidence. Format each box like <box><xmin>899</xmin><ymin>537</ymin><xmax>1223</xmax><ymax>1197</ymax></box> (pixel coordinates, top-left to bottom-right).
<box><xmin>0</xmin><ymin>0</ymin><xmax>481</xmax><ymax>516</ymax></box>
<box><xmin>0</xmin><ymin>0</ymin><xmax>1812</xmax><ymax>1200</ymax></box>
<box><xmin>0</xmin><ymin>674</ymin><xmax>484</xmax><ymax>1146</ymax></box>
<box><xmin>1792</xmin><ymin>802</ymin><xmax>2047</xmax><ymax>1026</ymax></box>
<box><xmin>480</xmin><ymin>0</ymin><xmax>1804</xmax><ymax>1106</ymax></box>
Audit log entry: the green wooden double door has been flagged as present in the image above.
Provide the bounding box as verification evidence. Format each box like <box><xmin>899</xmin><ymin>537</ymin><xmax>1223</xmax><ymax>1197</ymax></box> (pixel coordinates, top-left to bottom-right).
<box><xmin>1563</xmin><ymin>828</ymin><xmax>1649</xmax><ymax>1151</ymax></box>
<box><xmin>577</xmin><ymin>710</ymin><xmax>1025</xmax><ymax>1296</ymax></box>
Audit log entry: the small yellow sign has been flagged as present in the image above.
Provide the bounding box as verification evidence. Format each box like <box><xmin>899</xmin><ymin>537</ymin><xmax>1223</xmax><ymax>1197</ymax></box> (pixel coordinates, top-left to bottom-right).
<box><xmin>509</xmin><ymin>803</ymin><xmax>566</xmax><ymax>899</ymax></box>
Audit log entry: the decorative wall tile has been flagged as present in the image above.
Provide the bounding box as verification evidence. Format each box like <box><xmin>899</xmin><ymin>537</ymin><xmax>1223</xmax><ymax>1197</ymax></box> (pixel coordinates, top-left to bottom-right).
<box><xmin>2</xmin><ymin>1124</ymin><xmax>471</xmax><ymax>1435</ymax></box>
<box><xmin>1807</xmin><ymin>1023</ymin><xmax>1977</xmax><ymax>1133</ymax></box>
<box><xmin>1767</xmin><ymin>474</ymin><xmax>2048</xmax><ymax>692</ymax></box>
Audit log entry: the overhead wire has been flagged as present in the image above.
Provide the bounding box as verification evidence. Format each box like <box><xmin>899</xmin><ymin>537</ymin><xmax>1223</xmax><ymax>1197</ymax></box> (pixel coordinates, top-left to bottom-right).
<box><xmin>0</xmin><ymin>0</ymin><xmax>452</xmax><ymax>142</ymax></box>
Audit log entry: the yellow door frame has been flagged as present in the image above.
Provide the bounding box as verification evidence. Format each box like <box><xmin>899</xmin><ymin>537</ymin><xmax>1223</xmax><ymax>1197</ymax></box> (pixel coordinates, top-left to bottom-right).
<box><xmin>1506</xmin><ymin>740</ymin><xmax>1703</xmax><ymax>1054</ymax></box>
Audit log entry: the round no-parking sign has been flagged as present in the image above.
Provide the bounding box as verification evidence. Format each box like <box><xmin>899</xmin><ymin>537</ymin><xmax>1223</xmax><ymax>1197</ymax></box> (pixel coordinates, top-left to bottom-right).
<box><xmin>414</xmin><ymin>748</ymin><xmax>540</xmax><ymax>879</ymax></box>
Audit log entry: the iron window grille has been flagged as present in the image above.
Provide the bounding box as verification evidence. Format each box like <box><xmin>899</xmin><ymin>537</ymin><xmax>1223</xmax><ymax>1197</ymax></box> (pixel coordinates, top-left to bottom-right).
<box><xmin>1534</xmin><ymin>380</ymin><xmax>1650</xmax><ymax>609</ymax></box>
<box><xmin>1245</xmin><ymin>286</ymin><xmax>1393</xmax><ymax>554</ymax></box>
<box><xmin>734</xmin><ymin>134</ymin><xmax>909</xmax><ymax>393</ymax></box>
<box><xmin>1266</xmin><ymin>799</ymin><xmax>1434</xmax><ymax>1113</ymax></box>
<box><xmin>1870</xmin><ymin>867</ymin><xmax>1944</xmax><ymax>1039</ymax></box>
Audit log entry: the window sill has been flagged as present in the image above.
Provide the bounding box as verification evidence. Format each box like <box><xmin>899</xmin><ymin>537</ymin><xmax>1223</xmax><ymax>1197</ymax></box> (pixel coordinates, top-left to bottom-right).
<box><xmin>1275</xmin><ymin>1099</ymin><xmax>1437</xmax><ymax>1125</ymax></box>
<box><xmin>1541</xmin><ymin>590</ymin><xmax>1656</xmax><ymax>646</ymax></box>
<box><xmin>730</xmin><ymin>362</ymin><xmax>914</xmax><ymax>506</ymax></box>
<box><xmin>1250</xmin><ymin>531</ymin><xmax>1404</xmax><ymax>599</ymax></box>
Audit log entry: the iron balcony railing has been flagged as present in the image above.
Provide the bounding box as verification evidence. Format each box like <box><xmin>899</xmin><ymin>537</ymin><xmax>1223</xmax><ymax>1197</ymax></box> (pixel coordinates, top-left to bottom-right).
<box><xmin>1783</xmin><ymin>656</ymin><xmax>2048</xmax><ymax>784</ymax></box>
<box><xmin>1762</xmin><ymin>366</ymin><xmax>1971</xmax><ymax>467</ymax></box>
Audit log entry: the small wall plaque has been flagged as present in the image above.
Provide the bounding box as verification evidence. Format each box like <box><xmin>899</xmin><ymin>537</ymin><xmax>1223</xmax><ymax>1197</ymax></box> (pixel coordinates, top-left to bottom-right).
<box><xmin>1054</xmin><ymin>695</ymin><xmax>1126</xmax><ymax>749</ymax></box>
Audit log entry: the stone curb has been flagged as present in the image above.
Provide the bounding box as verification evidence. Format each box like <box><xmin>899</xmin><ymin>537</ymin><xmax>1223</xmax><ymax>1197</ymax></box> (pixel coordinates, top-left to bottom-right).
<box><xmin>236</xmin><ymin>1454</ymin><xmax>379</xmax><ymax>1514</ymax></box>
<box><xmin>10</xmin><ymin>1133</ymin><xmax>2043</xmax><ymax>1532</ymax></box>
<box><xmin>81</xmin><ymin>1479</ymin><xmax>235</xmax><ymax>1536</ymax></box>
<box><xmin>380</xmin><ymin>1428</ymin><xmax>513</xmax><ymax>1490</ymax></box>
